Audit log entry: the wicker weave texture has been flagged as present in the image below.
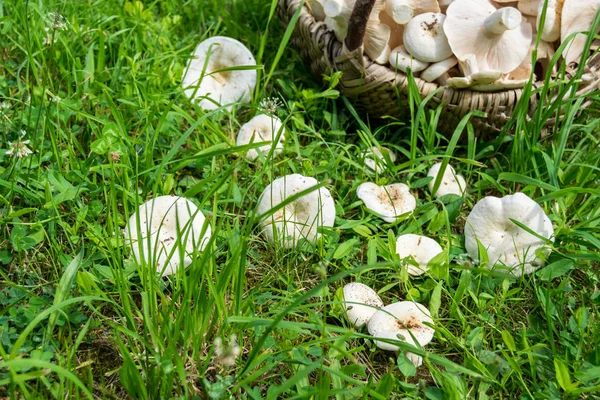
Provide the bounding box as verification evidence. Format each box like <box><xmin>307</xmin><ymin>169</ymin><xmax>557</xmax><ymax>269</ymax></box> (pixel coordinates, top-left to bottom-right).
<box><xmin>279</xmin><ymin>0</ymin><xmax>600</xmax><ymax>136</ymax></box>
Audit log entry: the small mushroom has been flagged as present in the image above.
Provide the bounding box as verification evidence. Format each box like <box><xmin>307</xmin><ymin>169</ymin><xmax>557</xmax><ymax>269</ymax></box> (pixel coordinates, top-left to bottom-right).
<box><xmin>367</xmin><ymin>301</ymin><xmax>435</xmax><ymax>364</ymax></box>
<box><xmin>236</xmin><ymin>114</ymin><xmax>285</xmax><ymax>162</ymax></box>
<box><xmin>404</xmin><ymin>13</ymin><xmax>453</xmax><ymax>63</ymax></box>
<box><xmin>507</xmin><ymin>40</ymin><xmax>555</xmax><ymax>82</ymax></box>
<box><xmin>447</xmin><ymin>54</ymin><xmax>504</xmax><ymax>88</ymax></box>
<box><xmin>182</xmin><ymin>36</ymin><xmax>257</xmax><ymax>111</ymax></box>
<box><xmin>343</xmin><ymin>282</ymin><xmax>385</xmax><ymax>327</ymax></box>
<box><xmin>518</xmin><ymin>0</ymin><xmax>541</xmax><ymax>16</ymax></box>
<box><xmin>385</xmin><ymin>0</ymin><xmax>440</xmax><ymax>25</ymax></box>
<box><xmin>124</xmin><ymin>196</ymin><xmax>212</xmax><ymax>277</ymax></box>
<box><xmin>389</xmin><ymin>45</ymin><xmax>430</xmax><ymax>73</ymax></box>
<box><xmin>357</xmin><ymin>182</ymin><xmax>417</xmax><ymax>223</ymax></box>
<box><xmin>464</xmin><ymin>192</ymin><xmax>554</xmax><ymax>276</ymax></box>
<box><xmin>427</xmin><ymin>162</ymin><xmax>467</xmax><ymax>197</ymax></box>
<box><xmin>561</xmin><ymin>0</ymin><xmax>600</xmax><ymax>65</ymax></box>
<box><xmin>257</xmin><ymin>174</ymin><xmax>336</xmax><ymax>248</ymax></box>
<box><xmin>365</xmin><ymin>23</ymin><xmax>393</xmax><ymax>64</ymax></box>
<box><xmin>395</xmin><ymin>234</ymin><xmax>443</xmax><ymax>276</ymax></box>
<box><xmin>444</xmin><ymin>1</ymin><xmax>533</xmax><ymax>73</ymax></box>
<box><xmin>421</xmin><ymin>56</ymin><xmax>458</xmax><ymax>82</ymax></box>
<box><xmin>536</xmin><ymin>0</ymin><xmax>564</xmax><ymax>42</ymax></box>
<box><xmin>361</xmin><ymin>146</ymin><xmax>397</xmax><ymax>175</ymax></box>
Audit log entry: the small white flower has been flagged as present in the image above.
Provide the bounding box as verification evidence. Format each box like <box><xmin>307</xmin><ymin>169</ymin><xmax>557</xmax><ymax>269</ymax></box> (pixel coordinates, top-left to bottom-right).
<box><xmin>0</xmin><ymin>101</ymin><xmax>9</xmax><ymax>110</ymax></box>
<box><xmin>6</xmin><ymin>131</ymin><xmax>33</xmax><ymax>159</ymax></box>
<box><xmin>214</xmin><ymin>334</ymin><xmax>241</xmax><ymax>367</ymax></box>
<box><xmin>259</xmin><ymin>97</ymin><xmax>282</xmax><ymax>114</ymax></box>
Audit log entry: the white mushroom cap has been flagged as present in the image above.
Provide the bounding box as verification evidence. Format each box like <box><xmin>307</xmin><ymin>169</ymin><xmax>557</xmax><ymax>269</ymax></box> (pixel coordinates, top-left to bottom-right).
<box><xmin>518</xmin><ymin>0</ymin><xmax>541</xmax><ymax>16</ymax></box>
<box><xmin>404</xmin><ymin>13</ymin><xmax>453</xmax><ymax>63</ymax></box>
<box><xmin>507</xmin><ymin>40</ymin><xmax>555</xmax><ymax>81</ymax></box>
<box><xmin>464</xmin><ymin>192</ymin><xmax>554</xmax><ymax>276</ymax></box>
<box><xmin>357</xmin><ymin>182</ymin><xmax>417</xmax><ymax>223</ymax></box>
<box><xmin>395</xmin><ymin>234</ymin><xmax>443</xmax><ymax>276</ymax></box>
<box><xmin>125</xmin><ymin>196</ymin><xmax>211</xmax><ymax>277</ymax></box>
<box><xmin>421</xmin><ymin>56</ymin><xmax>458</xmax><ymax>82</ymax></box>
<box><xmin>364</xmin><ymin>23</ymin><xmax>392</xmax><ymax>64</ymax></box>
<box><xmin>257</xmin><ymin>174</ymin><xmax>336</xmax><ymax>248</ymax></box>
<box><xmin>427</xmin><ymin>162</ymin><xmax>467</xmax><ymax>197</ymax></box>
<box><xmin>236</xmin><ymin>114</ymin><xmax>285</xmax><ymax>162</ymax></box>
<box><xmin>182</xmin><ymin>36</ymin><xmax>257</xmax><ymax>111</ymax></box>
<box><xmin>385</xmin><ymin>0</ymin><xmax>441</xmax><ymax>25</ymax></box>
<box><xmin>368</xmin><ymin>301</ymin><xmax>435</xmax><ymax>351</ymax></box>
<box><xmin>536</xmin><ymin>0</ymin><xmax>563</xmax><ymax>42</ymax></box>
<box><xmin>343</xmin><ymin>282</ymin><xmax>385</xmax><ymax>327</ymax></box>
<box><xmin>361</xmin><ymin>146</ymin><xmax>397</xmax><ymax>175</ymax></box>
<box><xmin>389</xmin><ymin>46</ymin><xmax>430</xmax><ymax>73</ymax></box>
<box><xmin>561</xmin><ymin>0</ymin><xmax>600</xmax><ymax>64</ymax></box>
<box><xmin>444</xmin><ymin>1</ymin><xmax>533</xmax><ymax>73</ymax></box>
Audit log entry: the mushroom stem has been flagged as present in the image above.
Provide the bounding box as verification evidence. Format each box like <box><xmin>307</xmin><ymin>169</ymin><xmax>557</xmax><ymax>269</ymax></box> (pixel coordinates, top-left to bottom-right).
<box><xmin>484</xmin><ymin>7</ymin><xmax>522</xmax><ymax>34</ymax></box>
<box><xmin>386</xmin><ymin>0</ymin><xmax>414</xmax><ymax>24</ymax></box>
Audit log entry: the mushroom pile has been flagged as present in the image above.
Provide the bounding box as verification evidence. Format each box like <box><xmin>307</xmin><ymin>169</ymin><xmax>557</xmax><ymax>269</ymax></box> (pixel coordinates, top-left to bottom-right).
<box><xmin>308</xmin><ymin>0</ymin><xmax>600</xmax><ymax>91</ymax></box>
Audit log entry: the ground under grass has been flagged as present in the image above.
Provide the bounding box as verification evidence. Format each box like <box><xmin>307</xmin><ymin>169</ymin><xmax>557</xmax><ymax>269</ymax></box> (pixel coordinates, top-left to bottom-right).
<box><xmin>1</xmin><ymin>0</ymin><xmax>599</xmax><ymax>399</ymax></box>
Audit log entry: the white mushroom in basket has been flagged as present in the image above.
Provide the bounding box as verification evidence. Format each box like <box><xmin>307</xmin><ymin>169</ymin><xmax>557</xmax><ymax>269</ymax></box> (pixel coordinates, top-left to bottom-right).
<box><xmin>561</xmin><ymin>0</ymin><xmax>600</xmax><ymax>65</ymax></box>
<box><xmin>404</xmin><ymin>12</ymin><xmax>454</xmax><ymax>63</ymax></box>
<box><xmin>444</xmin><ymin>1</ymin><xmax>533</xmax><ymax>75</ymax></box>
<box><xmin>389</xmin><ymin>45</ymin><xmax>430</xmax><ymax>73</ymax></box>
<box><xmin>497</xmin><ymin>40</ymin><xmax>555</xmax><ymax>84</ymax></box>
<box><xmin>536</xmin><ymin>0</ymin><xmax>564</xmax><ymax>42</ymax></box>
<box><xmin>384</xmin><ymin>0</ymin><xmax>440</xmax><ymax>25</ymax></box>
<box><xmin>364</xmin><ymin>22</ymin><xmax>393</xmax><ymax>64</ymax></box>
<box><xmin>447</xmin><ymin>54</ymin><xmax>504</xmax><ymax>88</ymax></box>
<box><xmin>421</xmin><ymin>56</ymin><xmax>458</xmax><ymax>84</ymax></box>
<box><xmin>514</xmin><ymin>0</ymin><xmax>541</xmax><ymax>16</ymax></box>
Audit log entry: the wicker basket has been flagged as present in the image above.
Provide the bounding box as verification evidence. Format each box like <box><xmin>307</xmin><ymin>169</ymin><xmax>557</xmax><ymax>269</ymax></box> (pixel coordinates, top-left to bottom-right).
<box><xmin>278</xmin><ymin>0</ymin><xmax>600</xmax><ymax>137</ymax></box>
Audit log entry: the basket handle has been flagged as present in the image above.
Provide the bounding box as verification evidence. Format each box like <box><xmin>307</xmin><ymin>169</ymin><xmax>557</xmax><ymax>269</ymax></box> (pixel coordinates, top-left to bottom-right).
<box><xmin>345</xmin><ymin>0</ymin><xmax>377</xmax><ymax>51</ymax></box>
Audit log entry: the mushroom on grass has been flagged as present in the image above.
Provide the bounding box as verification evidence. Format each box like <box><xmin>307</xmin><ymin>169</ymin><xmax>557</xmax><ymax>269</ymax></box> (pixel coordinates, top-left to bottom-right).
<box><xmin>361</xmin><ymin>146</ymin><xmax>397</xmax><ymax>175</ymax></box>
<box><xmin>357</xmin><ymin>182</ymin><xmax>417</xmax><ymax>223</ymax></box>
<box><xmin>427</xmin><ymin>162</ymin><xmax>467</xmax><ymax>197</ymax></box>
<box><xmin>464</xmin><ymin>192</ymin><xmax>554</xmax><ymax>276</ymax></box>
<box><xmin>368</xmin><ymin>301</ymin><xmax>435</xmax><ymax>366</ymax></box>
<box><xmin>343</xmin><ymin>282</ymin><xmax>385</xmax><ymax>327</ymax></box>
<box><xmin>257</xmin><ymin>174</ymin><xmax>336</xmax><ymax>248</ymax></box>
<box><xmin>182</xmin><ymin>36</ymin><xmax>257</xmax><ymax>111</ymax></box>
<box><xmin>395</xmin><ymin>234</ymin><xmax>443</xmax><ymax>276</ymax></box>
<box><xmin>125</xmin><ymin>196</ymin><xmax>212</xmax><ymax>277</ymax></box>
<box><xmin>236</xmin><ymin>114</ymin><xmax>285</xmax><ymax>162</ymax></box>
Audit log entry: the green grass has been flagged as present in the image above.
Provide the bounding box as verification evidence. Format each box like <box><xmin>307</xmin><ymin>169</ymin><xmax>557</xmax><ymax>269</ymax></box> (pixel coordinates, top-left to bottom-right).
<box><xmin>1</xmin><ymin>0</ymin><xmax>600</xmax><ymax>398</ymax></box>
